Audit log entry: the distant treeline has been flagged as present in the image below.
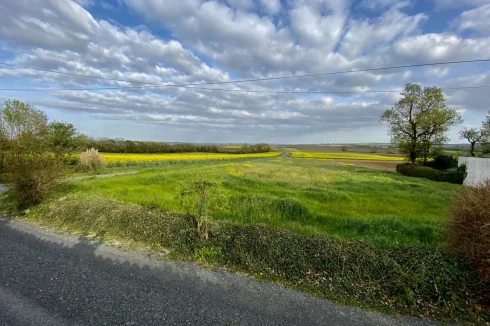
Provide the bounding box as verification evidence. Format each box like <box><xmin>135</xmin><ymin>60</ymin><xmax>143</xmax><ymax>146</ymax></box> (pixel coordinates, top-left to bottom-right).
<box><xmin>85</xmin><ymin>138</ymin><xmax>271</xmax><ymax>154</ymax></box>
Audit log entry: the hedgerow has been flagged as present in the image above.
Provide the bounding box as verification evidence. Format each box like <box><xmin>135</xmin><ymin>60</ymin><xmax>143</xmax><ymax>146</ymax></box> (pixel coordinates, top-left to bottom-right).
<box><xmin>30</xmin><ymin>195</ymin><xmax>488</xmax><ymax>322</ymax></box>
<box><xmin>396</xmin><ymin>163</ymin><xmax>467</xmax><ymax>184</ymax></box>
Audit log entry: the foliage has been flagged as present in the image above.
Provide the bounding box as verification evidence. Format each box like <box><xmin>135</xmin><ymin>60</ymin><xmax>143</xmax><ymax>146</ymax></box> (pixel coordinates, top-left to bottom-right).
<box><xmin>0</xmin><ymin>99</ymin><xmax>49</xmax><ymax>154</ymax></box>
<box><xmin>180</xmin><ymin>175</ymin><xmax>229</xmax><ymax>239</ymax></box>
<box><xmin>459</xmin><ymin>127</ymin><xmax>489</xmax><ymax>157</ymax></box>
<box><xmin>47</xmin><ymin>121</ymin><xmax>87</xmax><ymax>156</ymax></box>
<box><xmin>396</xmin><ymin>163</ymin><xmax>467</xmax><ymax>184</ymax></box>
<box><xmin>102</xmin><ymin>152</ymin><xmax>282</xmax><ymax>167</ymax></box>
<box><xmin>78</xmin><ymin>148</ymin><xmax>105</xmax><ymax>173</ymax></box>
<box><xmin>424</xmin><ymin>154</ymin><xmax>458</xmax><ymax>170</ymax></box>
<box><xmin>380</xmin><ymin>84</ymin><xmax>462</xmax><ymax>164</ymax></box>
<box><xmin>291</xmin><ymin>152</ymin><xmax>403</xmax><ymax>161</ymax></box>
<box><xmin>236</xmin><ymin>143</ymin><xmax>271</xmax><ymax>153</ymax></box>
<box><xmin>448</xmin><ymin>179</ymin><xmax>490</xmax><ymax>285</ymax></box>
<box><xmin>86</xmin><ymin>138</ymin><xmax>220</xmax><ymax>153</ymax></box>
<box><xmin>4</xmin><ymin>153</ymin><xmax>63</xmax><ymax>207</ymax></box>
<box><xmin>30</xmin><ymin>195</ymin><xmax>488</xmax><ymax>322</ymax></box>
<box><xmin>180</xmin><ymin>176</ymin><xmax>217</xmax><ymax>239</ymax></box>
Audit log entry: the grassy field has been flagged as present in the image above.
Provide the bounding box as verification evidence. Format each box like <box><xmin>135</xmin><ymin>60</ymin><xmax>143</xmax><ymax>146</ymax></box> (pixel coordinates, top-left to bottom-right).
<box><xmin>62</xmin><ymin>156</ymin><xmax>459</xmax><ymax>248</ymax></box>
<box><xmin>291</xmin><ymin>152</ymin><xmax>404</xmax><ymax>161</ymax></box>
<box><xmin>100</xmin><ymin>152</ymin><xmax>282</xmax><ymax>167</ymax></box>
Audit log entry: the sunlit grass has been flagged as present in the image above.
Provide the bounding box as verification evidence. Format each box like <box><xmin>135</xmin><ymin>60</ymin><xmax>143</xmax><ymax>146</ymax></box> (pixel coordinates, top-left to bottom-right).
<box><xmin>63</xmin><ymin>157</ymin><xmax>460</xmax><ymax>248</ymax></box>
<box><xmin>291</xmin><ymin>152</ymin><xmax>404</xmax><ymax>161</ymax></box>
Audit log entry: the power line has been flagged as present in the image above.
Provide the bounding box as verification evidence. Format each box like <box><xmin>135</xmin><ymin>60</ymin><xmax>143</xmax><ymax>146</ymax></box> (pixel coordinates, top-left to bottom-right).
<box><xmin>1</xmin><ymin>58</ymin><xmax>489</xmax><ymax>88</ymax></box>
<box><xmin>0</xmin><ymin>85</ymin><xmax>489</xmax><ymax>94</ymax></box>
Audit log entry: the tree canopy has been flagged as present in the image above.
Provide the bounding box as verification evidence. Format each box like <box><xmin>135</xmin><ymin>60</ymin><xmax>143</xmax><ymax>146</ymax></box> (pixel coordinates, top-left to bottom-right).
<box><xmin>380</xmin><ymin>83</ymin><xmax>462</xmax><ymax>164</ymax></box>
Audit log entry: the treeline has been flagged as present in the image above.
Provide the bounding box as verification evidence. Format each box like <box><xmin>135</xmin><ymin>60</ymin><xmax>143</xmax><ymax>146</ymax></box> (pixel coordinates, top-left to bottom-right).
<box><xmin>85</xmin><ymin>138</ymin><xmax>219</xmax><ymax>153</ymax></box>
<box><xmin>84</xmin><ymin>138</ymin><xmax>272</xmax><ymax>154</ymax></box>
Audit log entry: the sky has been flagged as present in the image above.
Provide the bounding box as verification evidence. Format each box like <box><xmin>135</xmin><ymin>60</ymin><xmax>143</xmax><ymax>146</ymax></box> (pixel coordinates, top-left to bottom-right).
<box><xmin>0</xmin><ymin>0</ymin><xmax>489</xmax><ymax>144</ymax></box>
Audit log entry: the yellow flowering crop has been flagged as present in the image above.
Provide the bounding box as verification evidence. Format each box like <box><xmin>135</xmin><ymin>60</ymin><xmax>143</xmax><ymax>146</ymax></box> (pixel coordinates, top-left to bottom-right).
<box><xmin>102</xmin><ymin>152</ymin><xmax>281</xmax><ymax>167</ymax></box>
<box><xmin>291</xmin><ymin>152</ymin><xmax>404</xmax><ymax>161</ymax></box>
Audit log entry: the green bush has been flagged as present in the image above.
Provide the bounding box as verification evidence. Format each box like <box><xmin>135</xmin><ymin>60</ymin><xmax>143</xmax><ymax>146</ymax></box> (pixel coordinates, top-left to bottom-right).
<box><xmin>425</xmin><ymin>154</ymin><xmax>458</xmax><ymax>170</ymax></box>
<box><xmin>396</xmin><ymin>163</ymin><xmax>467</xmax><ymax>184</ymax></box>
<box><xmin>5</xmin><ymin>153</ymin><xmax>63</xmax><ymax>207</ymax></box>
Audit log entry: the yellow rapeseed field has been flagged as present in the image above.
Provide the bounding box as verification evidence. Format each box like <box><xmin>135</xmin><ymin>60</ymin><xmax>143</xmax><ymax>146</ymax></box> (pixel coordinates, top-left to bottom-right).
<box><xmin>291</xmin><ymin>152</ymin><xmax>404</xmax><ymax>161</ymax></box>
<box><xmin>102</xmin><ymin>152</ymin><xmax>282</xmax><ymax>166</ymax></box>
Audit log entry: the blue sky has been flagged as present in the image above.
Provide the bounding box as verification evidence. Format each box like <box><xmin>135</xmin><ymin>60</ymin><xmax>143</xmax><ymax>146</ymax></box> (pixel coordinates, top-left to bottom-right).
<box><xmin>0</xmin><ymin>0</ymin><xmax>489</xmax><ymax>144</ymax></box>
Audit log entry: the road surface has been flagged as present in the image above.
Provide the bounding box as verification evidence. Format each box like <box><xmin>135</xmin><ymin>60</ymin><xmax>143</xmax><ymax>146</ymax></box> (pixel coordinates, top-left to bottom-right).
<box><xmin>0</xmin><ymin>218</ymin><xmax>436</xmax><ymax>326</ymax></box>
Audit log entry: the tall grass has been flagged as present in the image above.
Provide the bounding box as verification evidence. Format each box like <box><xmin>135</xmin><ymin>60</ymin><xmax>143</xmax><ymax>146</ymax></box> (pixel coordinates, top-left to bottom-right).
<box><xmin>64</xmin><ymin>159</ymin><xmax>459</xmax><ymax>248</ymax></box>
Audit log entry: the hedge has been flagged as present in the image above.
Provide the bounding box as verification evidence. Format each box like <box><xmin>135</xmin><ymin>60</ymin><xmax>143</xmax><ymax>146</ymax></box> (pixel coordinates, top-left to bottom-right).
<box><xmin>396</xmin><ymin>163</ymin><xmax>467</xmax><ymax>184</ymax></box>
<box><xmin>30</xmin><ymin>195</ymin><xmax>488</xmax><ymax>322</ymax></box>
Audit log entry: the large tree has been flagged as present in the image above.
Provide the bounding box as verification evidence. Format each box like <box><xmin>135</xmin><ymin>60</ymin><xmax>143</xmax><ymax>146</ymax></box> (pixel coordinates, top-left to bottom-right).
<box><xmin>380</xmin><ymin>83</ymin><xmax>462</xmax><ymax>164</ymax></box>
<box><xmin>0</xmin><ymin>99</ymin><xmax>49</xmax><ymax>153</ymax></box>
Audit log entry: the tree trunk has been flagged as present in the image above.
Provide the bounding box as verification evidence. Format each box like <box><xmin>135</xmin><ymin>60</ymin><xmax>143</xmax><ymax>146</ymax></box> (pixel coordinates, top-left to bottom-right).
<box><xmin>470</xmin><ymin>142</ymin><xmax>476</xmax><ymax>157</ymax></box>
<box><xmin>409</xmin><ymin>151</ymin><xmax>417</xmax><ymax>164</ymax></box>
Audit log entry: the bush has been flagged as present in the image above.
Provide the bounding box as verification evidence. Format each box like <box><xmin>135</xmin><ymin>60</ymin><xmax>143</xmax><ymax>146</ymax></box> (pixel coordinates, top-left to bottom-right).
<box><xmin>396</xmin><ymin>163</ymin><xmax>467</xmax><ymax>184</ymax></box>
<box><xmin>448</xmin><ymin>179</ymin><xmax>490</xmax><ymax>285</ymax></box>
<box><xmin>236</xmin><ymin>143</ymin><xmax>271</xmax><ymax>154</ymax></box>
<box><xmin>5</xmin><ymin>153</ymin><xmax>62</xmax><ymax>207</ymax></box>
<box><xmin>78</xmin><ymin>148</ymin><xmax>104</xmax><ymax>173</ymax></box>
<box><xmin>425</xmin><ymin>154</ymin><xmax>458</xmax><ymax>170</ymax></box>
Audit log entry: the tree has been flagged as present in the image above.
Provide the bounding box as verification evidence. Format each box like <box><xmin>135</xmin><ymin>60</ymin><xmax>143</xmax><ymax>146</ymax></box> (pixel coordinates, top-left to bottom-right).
<box><xmin>459</xmin><ymin>127</ymin><xmax>488</xmax><ymax>157</ymax></box>
<box><xmin>47</xmin><ymin>121</ymin><xmax>86</xmax><ymax>156</ymax></box>
<box><xmin>380</xmin><ymin>83</ymin><xmax>462</xmax><ymax>164</ymax></box>
<box><xmin>0</xmin><ymin>99</ymin><xmax>49</xmax><ymax>153</ymax></box>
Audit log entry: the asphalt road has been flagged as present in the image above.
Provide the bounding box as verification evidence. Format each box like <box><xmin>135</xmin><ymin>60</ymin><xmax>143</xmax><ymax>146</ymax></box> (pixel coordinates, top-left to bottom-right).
<box><xmin>0</xmin><ymin>218</ymin><xmax>436</xmax><ymax>326</ymax></box>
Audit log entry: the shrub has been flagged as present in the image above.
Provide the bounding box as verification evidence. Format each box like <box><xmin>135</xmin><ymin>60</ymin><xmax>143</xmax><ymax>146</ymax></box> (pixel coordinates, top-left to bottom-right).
<box><xmin>425</xmin><ymin>154</ymin><xmax>458</xmax><ymax>170</ymax></box>
<box><xmin>5</xmin><ymin>153</ymin><xmax>63</xmax><ymax>207</ymax></box>
<box><xmin>236</xmin><ymin>143</ymin><xmax>272</xmax><ymax>154</ymax></box>
<box><xmin>396</xmin><ymin>163</ymin><xmax>467</xmax><ymax>184</ymax></box>
<box><xmin>78</xmin><ymin>148</ymin><xmax>104</xmax><ymax>173</ymax></box>
<box><xmin>448</xmin><ymin>179</ymin><xmax>490</xmax><ymax>285</ymax></box>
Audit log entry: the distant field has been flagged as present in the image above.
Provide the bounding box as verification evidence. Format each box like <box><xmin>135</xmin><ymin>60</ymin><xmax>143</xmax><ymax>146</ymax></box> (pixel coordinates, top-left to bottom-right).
<box><xmin>282</xmin><ymin>144</ymin><xmax>399</xmax><ymax>154</ymax></box>
<box><xmin>291</xmin><ymin>152</ymin><xmax>404</xmax><ymax>161</ymax></box>
<box><xmin>64</xmin><ymin>157</ymin><xmax>456</xmax><ymax>248</ymax></box>
<box><xmin>101</xmin><ymin>152</ymin><xmax>282</xmax><ymax>167</ymax></box>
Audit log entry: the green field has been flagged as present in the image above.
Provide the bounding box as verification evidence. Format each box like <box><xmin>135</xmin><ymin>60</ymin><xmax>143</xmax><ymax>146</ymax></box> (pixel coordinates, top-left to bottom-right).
<box><xmin>63</xmin><ymin>156</ymin><xmax>459</xmax><ymax>248</ymax></box>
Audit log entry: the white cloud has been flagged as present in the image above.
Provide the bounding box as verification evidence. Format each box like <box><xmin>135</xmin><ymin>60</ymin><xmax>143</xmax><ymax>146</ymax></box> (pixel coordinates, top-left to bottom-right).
<box><xmin>340</xmin><ymin>6</ymin><xmax>427</xmax><ymax>60</ymax></box>
<box><xmin>259</xmin><ymin>0</ymin><xmax>281</xmax><ymax>15</ymax></box>
<box><xmin>1</xmin><ymin>0</ymin><xmax>489</xmax><ymax>142</ymax></box>
<box><xmin>454</xmin><ymin>3</ymin><xmax>490</xmax><ymax>32</ymax></box>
